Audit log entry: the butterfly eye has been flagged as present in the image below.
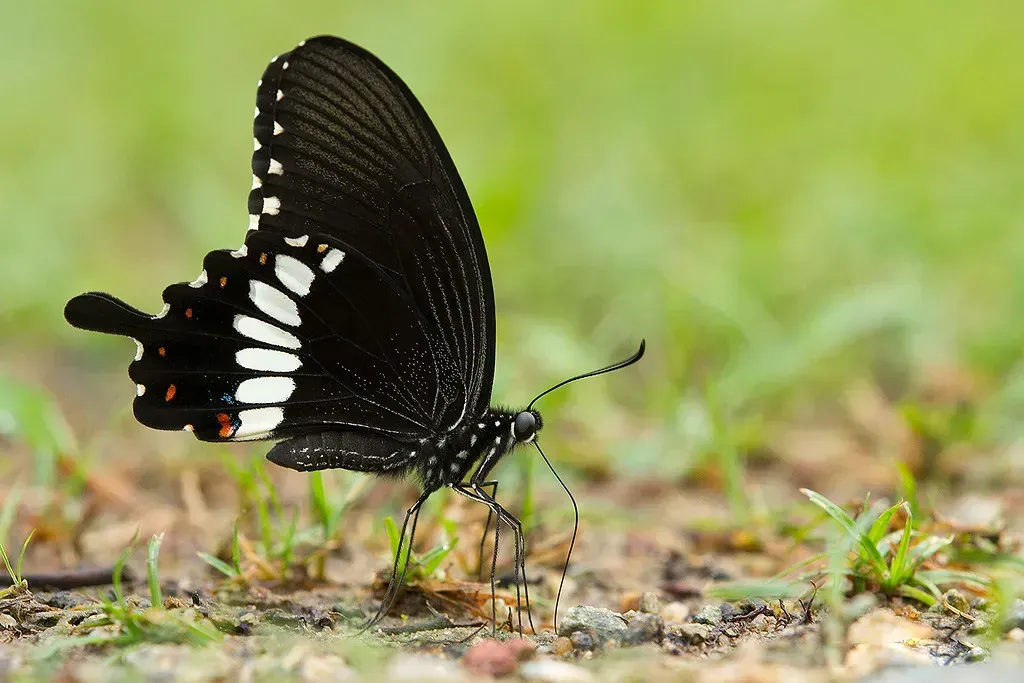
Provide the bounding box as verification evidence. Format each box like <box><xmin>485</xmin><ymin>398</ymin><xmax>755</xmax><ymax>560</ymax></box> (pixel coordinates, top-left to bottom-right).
<box><xmin>513</xmin><ymin>411</ymin><xmax>538</xmax><ymax>442</ymax></box>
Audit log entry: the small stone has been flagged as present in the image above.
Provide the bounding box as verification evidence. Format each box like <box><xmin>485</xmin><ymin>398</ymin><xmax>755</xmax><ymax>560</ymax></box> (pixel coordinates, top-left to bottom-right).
<box><xmin>623</xmin><ymin>613</ymin><xmax>664</xmax><ymax>645</ymax></box>
<box><xmin>551</xmin><ymin>636</ymin><xmax>573</xmax><ymax>656</ymax></box>
<box><xmin>671</xmin><ymin>622</ymin><xmax>710</xmax><ymax>644</ymax></box>
<box><xmin>558</xmin><ymin>605</ymin><xmax>628</xmax><ymax>645</ymax></box>
<box><xmin>719</xmin><ymin>602</ymin><xmax>741</xmax><ymax>621</ymax></box>
<box><xmin>693</xmin><ymin>604</ymin><xmax>723</xmax><ymax>626</ymax></box>
<box><xmin>660</xmin><ymin>601</ymin><xmax>690</xmax><ymax>624</ymax></box>
<box><xmin>638</xmin><ymin>592</ymin><xmax>660</xmax><ymax>615</ymax></box>
<box><xmin>943</xmin><ymin>589</ymin><xmax>971</xmax><ymax>614</ymax></box>
<box><xmin>387</xmin><ymin>654</ymin><xmax>467</xmax><ymax>682</ymax></box>
<box><xmin>519</xmin><ymin>659</ymin><xmax>594</xmax><ymax>682</ymax></box>
<box><xmin>0</xmin><ymin>614</ymin><xmax>17</xmax><ymax>629</ymax></box>
<box><xmin>462</xmin><ymin>638</ymin><xmax>536</xmax><ymax>678</ymax></box>
<box><xmin>1007</xmin><ymin>627</ymin><xmax>1024</xmax><ymax>642</ymax></box>
<box><xmin>847</xmin><ymin>608</ymin><xmax>934</xmax><ymax>647</ymax></box>
<box><xmin>300</xmin><ymin>655</ymin><xmax>356</xmax><ymax>682</ymax></box>
<box><xmin>1001</xmin><ymin>599</ymin><xmax>1024</xmax><ymax>632</ymax></box>
<box><xmin>965</xmin><ymin>646</ymin><xmax>989</xmax><ymax>663</ymax></box>
<box><xmin>570</xmin><ymin>628</ymin><xmax>598</xmax><ymax>652</ymax></box>
<box><xmin>970</xmin><ymin>618</ymin><xmax>989</xmax><ymax>634</ymax></box>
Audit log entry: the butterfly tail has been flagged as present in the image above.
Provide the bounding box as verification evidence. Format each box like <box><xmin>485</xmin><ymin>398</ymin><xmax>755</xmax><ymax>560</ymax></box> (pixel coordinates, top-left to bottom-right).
<box><xmin>65</xmin><ymin>292</ymin><xmax>157</xmax><ymax>336</ymax></box>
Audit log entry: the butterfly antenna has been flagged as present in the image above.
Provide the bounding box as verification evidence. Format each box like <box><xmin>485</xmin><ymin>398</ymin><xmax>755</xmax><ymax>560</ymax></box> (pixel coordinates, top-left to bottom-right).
<box><xmin>527</xmin><ymin>340</ymin><xmax>646</xmax><ymax>410</ymax></box>
<box><xmin>533</xmin><ymin>440</ymin><xmax>578</xmax><ymax>632</ymax></box>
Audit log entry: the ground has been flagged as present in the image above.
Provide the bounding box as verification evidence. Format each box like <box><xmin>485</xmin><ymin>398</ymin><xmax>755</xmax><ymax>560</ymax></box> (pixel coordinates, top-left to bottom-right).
<box><xmin>2</xmin><ymin>362</ymin><xmax>1023</xmax><ymax>681</ymax></box>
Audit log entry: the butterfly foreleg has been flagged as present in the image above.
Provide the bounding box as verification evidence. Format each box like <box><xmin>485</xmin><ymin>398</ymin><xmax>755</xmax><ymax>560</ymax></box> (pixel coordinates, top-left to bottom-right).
<box><xmin>361</xmin><ymin>490</ymin><xmax>431</xmax><ymax>631</ymax></box>
<box><xmin>475</xmin><ymin>479</ymin><xmax>498</xmax><ymax>581</ymax></box>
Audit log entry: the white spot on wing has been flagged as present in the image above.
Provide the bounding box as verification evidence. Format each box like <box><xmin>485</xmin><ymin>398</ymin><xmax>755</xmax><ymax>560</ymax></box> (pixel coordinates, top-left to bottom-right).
<box><xmin>251</xmin><ymin>175</ymin><xmax>262</xmax><ymax>189</ymax></box>
<box><xmin>268</xmin><ymin>159</ymin><xmax>284</xmax><ymax>175</ymax></box>
<box><xmin>249</xmin><ymin>281</ymin><xmax>301</xmax><ymax>327</ymax></box>
<box><xmin>232</xmin><ymin>244</ymin><xmax>248</xmax><ymax>258</ymax></box>
<box><xmin>274</xmin><ymin>121</ymin><xmax>284</xmax><ymax>136</ymax></box>
<box><xmin>274</xmin><ymin>255</ymin><xmax>314</xmax><ymax>297</ymax></box>
<box><xmin>276</xmin><ymin>89</ymin><xmax>284</xmax><ymax>101</ymax></box>
<box><xmin>263</xmin><ymin>196</ymin><xmax>281</xmax><ymax>215</ymax></box>
<box><xmin>254</xmin><ymin>106</ymin><xmax>259</xmax><ymax>119</ymax></box>
<box><xmin>320</xmin><ymin>248</ymin><xmax>344</xmax><ymax>273</ymax></box>
<box><xmin>236</xmin><ymin>407</ymin><xmax>285</xmax><ymax>438</ymax></box>
<box><xmin>136</xmin><ymin>384</ymin><xmax>146</xmax><ymax>396</ymax></box>
<box><xmin>152</xmin><ymin>304</ymin><xmax>170</xmax><ymax>320</ymax></box>
<box><xmin>233</xmin><ymin>315</ymin><xmax>301</xmax><ymax>349</ymax></box>
<box><xmin>236</xmin><ymin>376</ymin><xmax>295</xmax><ymax>404</ymax></box>
<box><xmin>253</xmin><ymin>138</ymin><xmax>261</xmax><ymax>151</ymax></box>
<box><xmin>248</xmin><ymin>214</ymin><xmax>260</xmax><ymax>231</ymax></box>
<box><xmin>189</xmin><ymin>270</ymin><xmax>208</xmax><ymax>288</ymax></box>
<box><xmin>133</xmin><ymin>339</ymin><xmax>144</xmax><ymax>360</ymax></box>
<box><xmin>184</xmin><ymin>424</ymin><xmax>195</xmax><ymax>432</ymax></box>
<box><xmin>284</xmin><ymin>235</ymin><xmax>308</xmax><ymax>248</ymax></box>
<box><xmin>236</xmin><ymin>348</ymin><xmax>302</xmax><ymax>372</ymax></box>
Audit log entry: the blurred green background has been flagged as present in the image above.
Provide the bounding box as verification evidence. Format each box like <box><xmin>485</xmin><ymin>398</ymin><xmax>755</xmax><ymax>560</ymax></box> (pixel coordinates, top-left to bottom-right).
<box><xmin>4</xmin><ymin>2</ymin><xmax>1024</xmax><ymax>487</ymax></box>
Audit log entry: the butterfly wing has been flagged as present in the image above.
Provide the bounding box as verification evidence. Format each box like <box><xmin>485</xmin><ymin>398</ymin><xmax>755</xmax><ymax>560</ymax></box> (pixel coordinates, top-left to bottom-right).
<box><xmin>65</xmin><ymin>36</ymin><xmax>495</xmax><ymax>449</ymax></box>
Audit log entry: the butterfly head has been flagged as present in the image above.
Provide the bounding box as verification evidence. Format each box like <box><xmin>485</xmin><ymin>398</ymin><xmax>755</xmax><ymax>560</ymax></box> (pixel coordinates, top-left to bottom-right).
<box><xmin>512</xmin><ymin>409</ymin><xmax>543</xmax><ymax>444</ymax></box>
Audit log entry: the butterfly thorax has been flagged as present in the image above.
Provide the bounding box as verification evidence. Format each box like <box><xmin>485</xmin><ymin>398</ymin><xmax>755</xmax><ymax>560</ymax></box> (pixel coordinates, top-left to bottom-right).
<box><xmin>417</xmin><ymin>408</ymin><xmax>539</xmax><ymax>492</ymax></box>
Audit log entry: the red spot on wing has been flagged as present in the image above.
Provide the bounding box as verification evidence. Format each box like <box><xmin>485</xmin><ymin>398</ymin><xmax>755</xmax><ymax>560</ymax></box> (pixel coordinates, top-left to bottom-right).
<box><xmin>216</xmin><ymin>412</ymin><xmax>235</xmax><ymax>438</ymax></box>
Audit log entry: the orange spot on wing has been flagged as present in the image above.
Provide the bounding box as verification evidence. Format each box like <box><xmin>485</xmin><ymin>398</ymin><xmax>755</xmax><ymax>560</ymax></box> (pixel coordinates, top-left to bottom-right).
<box><xmin>158</xmin><ymin>347</ymin><xmax>166</xmax><ymax>357</ymax></box>
<box><xmin>317</xmin><ymin>244</ymin><xmax>328</xmax><ymax>253</ymax></box>
<box><xmin>165</xmin><ymin>384</ymin><xmax>177</xmax><ymax>402</ymax></box>
<box><xmin>259</xmin><ymin>252</ymin><xmax>268</xmax><ymax>265</ymax></box>
<box><xmin>216</xmin><ymin>412</ymin><xmax>234</xmax><ymax>438</ymax></box>
<box><xmin>185</xmin><ymin>307</ymin><xmax>193</xmax><ymax>319</ymax></box>
<box><xmin>219</xmin><ymin>276</ymin><xmax>227</xmax><ymax>288</ymax></box>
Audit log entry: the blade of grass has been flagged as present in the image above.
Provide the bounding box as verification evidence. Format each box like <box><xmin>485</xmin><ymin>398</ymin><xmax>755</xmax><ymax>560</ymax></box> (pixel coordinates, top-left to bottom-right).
<box><xmin>197</xmin><ymin>552</ymin><xmax>237</xmax><ymax>578</ymax></box>
<box><xmin>147</xmin><ymin>533</ymin><xmax>164</xmax><ymax>606</ymax></box>
<box><xmin>886</xmin><ymin>504</ymin><xmax>913</xmax><ymax>588</ymax></box>
<box><xmin>15</xmin><ymin>530</ymin><xmax>35</xmax><ymax>584</ymax></box>
<box><xmin>112</xmin><ymin>529</ymin><xmax>140</xmax><ymax>607</ymax></box>
<box><xmin>801</xmin><ymin>488</ymin><xmax>888</xmax><ymax>577</ymax></box>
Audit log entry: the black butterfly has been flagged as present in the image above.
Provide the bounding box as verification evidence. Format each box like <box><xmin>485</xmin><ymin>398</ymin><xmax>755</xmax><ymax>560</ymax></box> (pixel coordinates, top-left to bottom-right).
<box><xmin>65</xmin><ymin>35</ymin><xmax>644</xmax><ymax>632</ymax></box>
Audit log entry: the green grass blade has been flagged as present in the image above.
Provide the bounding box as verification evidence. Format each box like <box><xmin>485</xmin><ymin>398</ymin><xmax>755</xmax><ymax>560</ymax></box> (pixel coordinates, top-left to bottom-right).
<box><xmin>16</xmin><ymin>529</ymin><xmax>35</xmax><ymax>584</ymax></box>
<box><xmin>112</xmin><ymin>529</ymin><xmax>140</xmax><ymax>607</ymax></box>
<box><xmin>801</xmin><ymin>488</ymin><xmax>888</xmax><ymax>577</ymax></box>
<box><xmin>895</xmin><ymin>583</ymin><xmax>937</xmax><ymax>606</ymax></box>
<box><xmin>707</xmin><ymin>579</ymin><xmax>805</xmax><ymax>601</ymax></box>
<box><xmin>886</xmin><ymin>504</ymin><xmax>913</xmax><ymax>588</ymax></box>
<box><xmin>417</xmin><ymin>538</ymin><xmax>458</xmax><ymax>578</ymax></box>
<box><xmin>197</xmin><ymin>552</ymin><xmax>237</xmax><ymax>578</ymax></box>
<box><xmin>231</xmin><ymin>522</ymin><xmax>242</xmax><ymax>575</ymax></box>
<box><xmin>309</xmin><ymin>472</ymin><xmax>330</xmax><ymax>539</ymax></box>
<box><xmin>146</xmin><ymin>533</ymin><xmax>164</xmax><ymax>607</ymax></box>
<box><xmin>866</xmin><ymin>501</ymin><xmax>901</xmax><ymax>545</ymax></box>
<box><xmin>916</xmin><ymin>569</ymin><xmax>992</xmax><ymax>589</ymax></box>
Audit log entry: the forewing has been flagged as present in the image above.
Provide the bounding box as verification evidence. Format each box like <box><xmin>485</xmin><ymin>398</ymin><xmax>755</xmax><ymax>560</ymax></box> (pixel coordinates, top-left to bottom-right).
<box><xmin>247</xmin><ymin>36</ymin><xmax>495</xmax><ymax>430</ymax></box>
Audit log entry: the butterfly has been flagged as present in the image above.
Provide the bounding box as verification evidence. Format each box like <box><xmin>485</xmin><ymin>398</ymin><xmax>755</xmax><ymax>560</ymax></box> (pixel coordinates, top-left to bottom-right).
<box><xmin>64</xmin><ymin>35</ymin><xmax>644</xmax><ymax>632</ymax></box>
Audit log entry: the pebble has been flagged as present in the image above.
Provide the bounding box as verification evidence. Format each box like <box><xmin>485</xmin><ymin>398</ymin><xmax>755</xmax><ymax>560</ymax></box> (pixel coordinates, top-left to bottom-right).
<box><xmin>942</xmin><ymin>589</ymin><xmax>970</xmax><ymax>614</ymax></box>
<box><xmin>570</xmin><ymin>628</ymin><xmax>599</xmax><ymax>652</ymax></box>
<box><xmin>551</xmin><ymin>636</ymin><xmax>574</xmax><ymax>656</ymax></box>
<box><xmin>519</xmin><ymin>660</ymin><xmax>594</xmax><ymax>682</ymax></box>
<box><xmin>1001</xmin><ymin>599</ymin><xmax>1024</xmax><ymax>632</ymax></box>
<box><xmin>558</xmin><ymin>606</ymin><xmax>628</xmax><ymax>645</ymax></box>
<box><xmin>670</xmin><ymin>622</ymin><xmax>710</xmax><ymax>644</ymax></box>
<box><xmin>660</xmin><ymin>601</ymin><xmax>691</xmax><ymax>624</ymax></box>
<box><xmin>638</xmin><ymin>592</ymin><xmax>660</xmax><ymax>615</ymax></box>
<box><xmin>299</xmin><ymin>655</ymin><xmax>357</xmax><ymax>682</ymax></box>
<box><xmin>462</xmin><ymin>638</ymin><xmax>536</xmax><ymax>678</ymax></box>
<box><xmin>623</xmin><ymin>612</ymin><xmax>664</xmax><ymax>645</ymax></box>
<box><xmin>1007</xmin><ymin>627</ymin><xmax>1024</xmax><ymax>642</ymax></box>
<box><xmin>387</xmin><ymin>654</ymin><xmax>468</xmax><ymax>682</ymax></box>
<box><xmin>693</xmin><ymin>604</ymin><xmax>723</xmax><ymax>626</ymax></box>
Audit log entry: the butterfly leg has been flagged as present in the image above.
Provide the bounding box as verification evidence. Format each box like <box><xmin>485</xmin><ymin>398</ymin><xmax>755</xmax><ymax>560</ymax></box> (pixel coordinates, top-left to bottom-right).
<box><xmin>453</xmin><ymin>484</ymin><xmax>506</xmax><ymax>635</ymax></box>
<box><xmin>362</xmin><ymin>490</ymin><xmax>431</xmax><ymax>631</ymax></box>
<box><xmin>475</xmin><ymin>484</ymin><xmax>536</xmax><ymax>636</ymax></box>
<box><xmin>476</xmin><ymin>480</ymin><xmax>498</xmax><ymax>581</ymax></box>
